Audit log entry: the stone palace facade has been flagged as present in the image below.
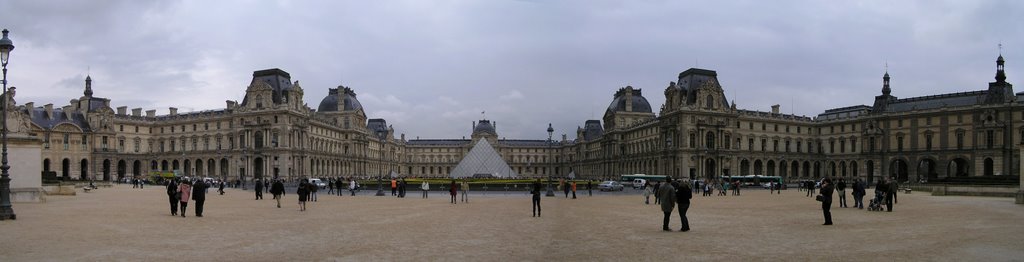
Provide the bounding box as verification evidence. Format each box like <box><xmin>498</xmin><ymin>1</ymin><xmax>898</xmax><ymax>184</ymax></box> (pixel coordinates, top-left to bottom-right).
<box><xmin>8</xmin><ymin>54</ymin><xmax>1019</xmax><ymax>184</ymax></box>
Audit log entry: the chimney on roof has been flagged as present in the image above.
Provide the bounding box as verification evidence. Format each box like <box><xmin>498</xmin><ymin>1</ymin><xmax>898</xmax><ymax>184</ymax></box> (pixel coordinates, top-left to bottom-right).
<box><xmin>62</xmin><ymin>105</ymin><xmax>73</xmax><ymax>118</ymax></box>
<box><xmin>44</xmin><ymin>104</ymin><xmax>53</xmax><ymax>119</ymax></box>
<box><xmin>562</xmin><ymin>134</ymin><xmax>567</xmax><ymax>142</ymax></box>
<box><xmin>226</xmin><ymin>100</ymin><xmax>237</xmax><ymax>109</ymax></box>
<box><xmin>132</xmin><ymin>108</ymin><xmax>142</xmax><ymax>116</ymax></box>
<box><xmin>771</xmin><ymin>104</ymin><xmax>780</xmax><ymax>114</ymax></box>
<box><xmin>117</xmin><ymin>106</ymin><xmax>127</xmax><ymax>115</ymax></box>
<box><xmin>169</xmin><ymin>107</ymin><xmax>177</xmax><ymax>116</ymax></box>
<box><xmin>70</xmin><ymin>99</ymin><xmax>79</xmax><ymax>110</ymax></box>
<box><xmin>146</xmin><ymin>110</ymin><xmax>156</xmax><ymax>117</ymax></box>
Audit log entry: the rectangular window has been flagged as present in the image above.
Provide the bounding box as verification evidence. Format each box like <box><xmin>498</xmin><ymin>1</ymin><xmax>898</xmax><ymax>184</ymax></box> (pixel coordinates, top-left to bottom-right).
<box><xmin>761</xmin><ymin>139</ymin><xmax>766</xmax><ymax>151</ymax></box>
<box><xmin>840</xmin><ymin>140</ymin><xmax>845</xmax><ymax>153</ymax></box>
<box><xmin>748</xmin><ymin>138</ymin><xmax>754</xmax><ymax>151</ymax></box>
<box><xmin>870</xmin><ymin>137</ymin><xmax>876</xmax><ymax>152</ymax></box>
<box><xmin>773</xmin><ymin>140</ymin><xmax>778</xmax><ymax>152</ymax></box>
<box><xmin>118</xmin><ymin>138</ymin><xmax>124</xmax><ymax>152</ymax></box>
<box><xmin>134</xmin><ymin>139</ymin><xmax>140</xmax><ymax>153</ymax></box>
<box><xmin>987</xmin><ymin>130</ymin><xmax>995</xmax><ymax>149</ymax></box>
<box><xmin>44</xmin><ymin>133</ymin><xmax>51</xmax><ymax>149</ymax></box>
<box><xmin>797</xmin><ymin>141</ymin><xmax>802</xmax><ymax>153</ymax></box>
<box><xmin>82</xmin><ymin>135</ymin><xmax>88</xmax><ymax>151</ymax></box>
<box><xmin>957</xmin><ymin>132</ymin><xmax>964</xmax><ymax>149</ymax></box>
<box><xmin>830</xmin><ymin>141</ymin><xmax>835</xmax><ymax>153</ymax></box>
<box><xmin>851</xmin><ymin>138</ymin><xmax>857</xmax><ymax>153</ymax></box>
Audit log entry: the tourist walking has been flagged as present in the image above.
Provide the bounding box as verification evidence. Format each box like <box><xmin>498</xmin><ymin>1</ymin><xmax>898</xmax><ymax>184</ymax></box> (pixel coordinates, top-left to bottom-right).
<box><xmin>310</xmin><ymin>180</ymin><xmax>318</xmax><ymax>202</ymax></box>
<box><xmin>264</xmin><ymin>180</ymin><xmax>270</xmax><ymax>194</ymax></box>
<box><xmin>659</xmin><ymin>177</ymin><xmax>677</xmax><ymax>231</ymax></box>
<box><xmin>271</xmin><ymin>179</ymin><xmax>285</xmax><ymax>208</ymax></box>
<box><xmin>178</xmin><ymin>180</ymin><xmax>192</xmax><ymax>217</ymax></box>
<box><xmin>250</xmin><ymin>179</ymin><xmax>260</xmax><ymax>199</ymax></box>
<box><xmin>349</xmin><ymin>178</ymin><xmax>357</xmax><ymax>196</ymax></box>
<box><xmin>653</xmin><ymin>182</ymin><xmax>662</xmax><ymax>204</ymax></box>
<box><xmin>571</xmin><ymin>180</ymin><xmax>577</xmax><ymax>199</ymax></box>
<box><xmin>399</xmin><ymin>178</ymin><xmax>407</xmax><ymax>198</ymax></box>
<box><xmin>837</xmin><ymin>178</ymin><xmax>848</xmax><ymax>208</ymax></box>
<box><xmin>675</xmin><ymin>179</ymin><xmax>691</xmax><ymax>232</ymax></box>
<box><xmin>643</xmin><ymin>181</ymin><xmax>653</xmax><ymax>205</ymax></box>
<box><xmin>818</xmin><ymin>178</ymin><xmax>834</xmax><ymax>225</ymax></box>
<box><xmin>563</xmin><ymin>180</ymin><xmax>570</xmax><ymax>198</ymax></box>
<box><xmin>218</xmin><ymin>181</ymin><xmax>225</xmax><ymax>195</ymax></box>
<box><xmin>391</xmin><ymin>178</ymin><xmax>398</xmax><ymax>196</ymax></box>
<box><xmin>328</xmin><ymin>179</ymin><xmax>335</xmax><ymax>195</ymax></box>
<box><xmin>852</xmin><ymin>178</ymin><xmax>866</xmax><ymax>209</ymax></box>
<box><xmin>587</xmin><ymin>180</ymin><xmax>593</xmax><ymax>196</ymax></box>
<box><xmin>532</xmin><ymin>179</ymin><xmax>542</xmax><ymax>217</ymax></box>
<box><xmin>421</xmin><ymin>180</ymin><xmax>430</xmax><ymax>198</ymax></box>
<box><xmin>166</xmin><ymin>178</ymin><xmax>179</xmax><ymax>216</ymax></box>
<box><xmin>886</xmin><ymin>177</ymin><xmax>897</xmax><ymax>212</ymax></box>
<box><xmin>297</xmin><ymin>180</ymin><xmax>309</xmax><ymax>211</ymax></box>
<box><xmin>461</xmin><ymin>179</ymin><xmax>469</xmax><ymax>203</ymax></box>
<box><xmin>192</xmin><ymin>179</ymin><xmax>208</xmax><ymax>217</ymax></box>
<box><xmin>449</xmin><ymin>180</ymin><xmax>458</xmax><ymax>204</ymax></box>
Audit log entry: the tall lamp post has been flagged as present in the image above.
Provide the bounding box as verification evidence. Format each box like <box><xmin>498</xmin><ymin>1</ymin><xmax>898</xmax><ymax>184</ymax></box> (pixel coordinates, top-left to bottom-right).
<box><xmin>545</xmin><ymin>123</ymin><xmax>555</xmax><ymax>197</ymax></box>
<box><xmin>375</xmin><ymin>137</ymin><xmax>385</xmax><ymax>196</ymax></box>
<box><xmin>0</xmin><ymin>29</ymin><xmax>16</xmax><ymax>220</ymax></box>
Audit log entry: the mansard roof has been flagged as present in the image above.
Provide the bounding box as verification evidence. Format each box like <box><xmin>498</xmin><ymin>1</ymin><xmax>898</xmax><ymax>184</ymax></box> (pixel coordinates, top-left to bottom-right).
<box><xmin>24</xmin><ymin>107</ymin><xmax>91</xmax><ymax>131</ymax></box>
<box><xmin>406</xmin><ymin>139</ymin><xmax>471</xmax><ymax>146</ymax></box>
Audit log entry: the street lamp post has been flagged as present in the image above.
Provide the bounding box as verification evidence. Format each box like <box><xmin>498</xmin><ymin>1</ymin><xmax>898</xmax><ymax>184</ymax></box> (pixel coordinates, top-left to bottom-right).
<box><xmin>375</xmin><ymin>137</ymin><xmax>385</xmax><ymax>196</ymax></box>
<box><xmin>0</xmin><ymin>29</ymin><xmax>16</xmax><ymax>220</ymax></box>
<box><xmin>545</xmin><ymin>123</ymin><xmax>555</xmax><ymax>197</ymax></box>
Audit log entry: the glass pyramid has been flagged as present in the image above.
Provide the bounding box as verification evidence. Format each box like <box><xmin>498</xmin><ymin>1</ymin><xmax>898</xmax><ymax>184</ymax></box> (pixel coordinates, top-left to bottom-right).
<box><xmin>450</xmin><ymin>139</ymin><xmax>519</xmax><ymax>178</ymax></box>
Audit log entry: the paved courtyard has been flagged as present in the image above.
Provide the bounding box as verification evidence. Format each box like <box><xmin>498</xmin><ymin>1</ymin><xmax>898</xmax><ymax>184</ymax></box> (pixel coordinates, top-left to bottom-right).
<box><xmin>1</xmin><ymin>185</ymin><xmax>1023</xmax><ymax>261</ymax></box>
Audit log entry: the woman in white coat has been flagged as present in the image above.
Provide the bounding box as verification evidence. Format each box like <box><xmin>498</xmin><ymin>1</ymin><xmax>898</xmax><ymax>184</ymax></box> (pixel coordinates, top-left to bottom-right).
<box><xmin>421</xmin><ymin>181</ymin><xmax>430</xmax><ymax>199</ymax></box>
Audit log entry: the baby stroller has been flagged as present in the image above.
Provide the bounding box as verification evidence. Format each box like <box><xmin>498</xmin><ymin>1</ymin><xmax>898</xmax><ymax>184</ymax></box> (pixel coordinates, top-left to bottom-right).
<box><xmin>868</xmin><ymin>191</ymin><xmax>885</xmax><ymax>211</ymax></box>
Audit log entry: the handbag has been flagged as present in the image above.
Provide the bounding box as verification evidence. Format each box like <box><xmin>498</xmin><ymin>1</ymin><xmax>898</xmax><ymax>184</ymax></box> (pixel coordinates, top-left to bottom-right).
<box><xmin>815</xmin><ymin>195</ymin><xmax>823</xmax><ymax>202</ymax></box>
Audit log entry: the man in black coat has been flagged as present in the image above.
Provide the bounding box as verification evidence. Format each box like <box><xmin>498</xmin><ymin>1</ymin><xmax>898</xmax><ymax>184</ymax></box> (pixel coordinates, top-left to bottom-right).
<box><xmin>192</xmin><ymin>180</ymin><xmax>209</xmax><ymax>217</ymax></box>
<box><xmin>675</xmin><ymin>180</ymin><xmax>692</xmax><ymax>232</ymax></box>
<box><xmin>254</xmin><ymin>179</ymin><xmax>263</xmax><ymax>200</ymax></box>
<box><xmin>531</xmin><ymin>179</ymin><xmax>542</xmax><ymax>217</ymax></box>
<box><xmin>271</xmin><ymin>180</ymin><xmax>285</xmax><ymax>208</ymax></box>
<box><xmin>852</xmin><ymin>178</ymin><xmax>866</xmax><ymax>209</ymax></box>
<box><xmin>837</xmin><ymin>178</ymin><xmax>848</xmax><ymax>208</ymax></box>
<box><xmin>819</xmin><ymin>178</ymin><xmax>834</xmax><ymax>225</ymax></box>
<box><xmin>166</xmin><ymin>179</ymin><xmax>178</xmax><ymax>216</ymax></box>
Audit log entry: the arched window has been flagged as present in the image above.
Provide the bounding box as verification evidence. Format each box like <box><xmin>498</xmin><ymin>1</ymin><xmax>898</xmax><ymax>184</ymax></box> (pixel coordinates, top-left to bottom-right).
<box><xmin>705</xmin><ymin>131</ymin><xmax>715</xmax><ymax>149</ymax></box>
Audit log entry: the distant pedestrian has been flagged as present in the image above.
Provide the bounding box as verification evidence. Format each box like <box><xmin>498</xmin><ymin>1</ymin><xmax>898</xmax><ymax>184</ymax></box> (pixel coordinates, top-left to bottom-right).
<box><xmin>391</xmin><ymin>178</ymin><xmax>398</xmax><ymax>196</ymax></box>
<box><xmin>309</xmin><ymin>180</ymin><xmax>318</xmax><ymax>202</ymax></box>
<box><xmin>297</xmin><ymin>180</ymin><xmax>309</xmax><ymax>211</ymax></box>
<box><xmin>264</xmin><ymin>180</ymin><xmax>270</xmax><ymax>194</ymax></box>
<box><xmin>349</xmin><ymin>178</ymin><xmax>357</xmax><ymax>196</ymax></box>
<box><xmin>675</xmin><ymin>180</ymin><xmax>691</xmax><ymax>232</ymax></box>
<box><xmin>192</xmin><ymin>179</ymin><xmax>208</xmax><ymax>217</ymax></box>
<box><xmin>461</xmin><ymin>179</ymin><xmax>469</xmax><ymax>203</ymax></box>
<box><xmin>166</xmin><ymin>179</ymin><xmax>179</xmax><ymax>216</ymax></box>
<box><xmin>818</xmin><ymin>178</ymin><xmax>834</xmax><ymax>225</ymax></box>
<box><xmin>852</xmin><ymin>178</ymin><xmax>866</xmax><ymax>209</ymax></box>
<box><xmin>178</xmin><ymin>180</ymin><xmax>192</xmax><ymax>217</ymax></box>
<box><xmin>271</xmin><ymin>179</ymin><xmax>285</xmax><ymax>208</ymax></box>
<box><xmin>885</xmin><ymin>177</ymin><xmax>896</xmax><ymax>212</ymax></box>
<box><xmin>653</xmin><ymin>182</ymin><xmax>662</xmax><ymax>204</ymax></box>
<box><xmin>571</xmin><ymin>180</ymin><xmax>577</xmax><ymax>199</ymax></box>
<box><xmin>449</xmin><ymin>180</ymin><xmax>458</xmax><ymax>204</ymax></box>
<box><xmin>328</xmin><ymin>179</ymin><xmax>335</xmax><ymax>195</ymax></box>
<box><xmin>254</xmin><ymin>179</ymin><xmax>264</xmax><ymax>200</ymax></box>
<box><xmin>532</xmin><ymin>179</ymin><xmax>542</xmax><ymax>217</ymax></box>
<box><xmin>587</xmin><ymin>180</ymin><xmax>593</xmax><ymax>196</ymax></box>
<box><xmin>399</xmin><ymin>178</ymin><xmax>407</xmax><ymax>198</ymax></box>
<box><xmin>643</xmin><ymin>182</ymin><xmax>653</xmax><ymax>205</ymax></box>
<box><xmin>218</xmin><ymin>181</ymin><xmax>225</xmax><ymax>195</ymax></box>
<box><xmin>837</xmin><ymin>178</ymin><xmax>848</xmax><ymax>208</ymax></box>
<box><xmin>563</xmin><ymin>180</ymin><xmax>570</xmax><ymax>198</ymax></box>
<box><xmin>421</xmin><ymin>181</ymin><xmax>430</xmax><ymax>198</ymax></box>
<box><xmin>659</xmin><ymin>177</ymin><xmax>676</xmax><ymax>231</ymax></box>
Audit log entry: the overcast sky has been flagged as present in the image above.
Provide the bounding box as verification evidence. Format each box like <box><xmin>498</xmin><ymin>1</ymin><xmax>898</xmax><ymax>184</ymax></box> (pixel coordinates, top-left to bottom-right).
<box><xmin>1</xmin><ymin>0</ymin><xmax>1021</xmax><ymax>140</ymax></box>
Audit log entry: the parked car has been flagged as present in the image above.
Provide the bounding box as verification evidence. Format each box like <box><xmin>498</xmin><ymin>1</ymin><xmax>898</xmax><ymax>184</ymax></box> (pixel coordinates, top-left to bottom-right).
<box><xmin>309</xmin><ymin>178</ymin><xmax>327</xmax><ymax>189</ymax></box>
<box><xmin>598</xmin><ymin>181</ymin><xmax>624</xmax><ymax>191</ymax></box>
<box><xmin>632</xmin><ymin>179</ymin><xmax>647</xmax><ymax>189</ymax></box>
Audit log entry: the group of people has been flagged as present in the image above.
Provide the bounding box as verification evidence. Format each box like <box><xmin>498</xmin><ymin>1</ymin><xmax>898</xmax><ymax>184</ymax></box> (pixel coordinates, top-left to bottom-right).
<box><xmin>816</xmin><ymin>177</ymin><xmax>900</xmax><ymax>225</ymax></box>
<box><xmin>657</xmin><ymin>177</ymin><xmax>692</xmax><ymax>232</ymax></box>
<box><xmin>165</xmin><ymin>178</ymin><xmax>209</xmax><ymax>217</ymax></box>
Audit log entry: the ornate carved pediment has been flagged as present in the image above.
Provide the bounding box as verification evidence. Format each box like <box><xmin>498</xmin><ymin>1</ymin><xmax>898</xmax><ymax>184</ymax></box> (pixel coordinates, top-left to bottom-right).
<box><xmin>863</xmin><ymin>120</ymin><xmax>884</xmax><ymax>135</ymax></box>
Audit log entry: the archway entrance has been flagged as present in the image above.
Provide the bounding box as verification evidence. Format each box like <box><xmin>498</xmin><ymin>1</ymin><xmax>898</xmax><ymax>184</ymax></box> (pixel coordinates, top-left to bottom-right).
<box><xmin>220</xmin><ymin>158</ymin><xmax>229</xmax><ymax>179</ymax></box>
<box><xmin>102</xmin><ymin>159</ymin><xmax>111</xmax><ymax>181</ymax></box>
<box><xmin>918</xmin><ymin>159</ymin><xmax>936</xmax><ymax>182</ymax></box>
<box><xmin>62</xmin><ymin>158</ymin><xmax>70</xmax><ymax>178</ymax></box>
<box><xmin>133</xmin><ymin>160</ymin><xmax>141</xmax><ymax>176</ymax></box>
<box><xmin>704</xmin><ymin>158</ymin><xmax>716</xmax><ymax>179</ymax></box>
<box><xmin>947</xmin><ymin>158</ymin><xmax>969</xmax><ymax>177</ymax></box>
<box><xmin>80</xmin><ymin>159</ymin><xmax>89</xmax><ymax>180</ymax></box>
<box><xmin>740</xmin><ymin>159</ymin><xmax>750</xmax><ymax>176</ymax></box>
<box><xmin>184</xmin><ymin>159</ymin><xmax>191</xmax><ymax>177</ymax></box>
<box><xmin>195</xmin><ymin>159</ymin><xmax>204</xmax><ymax>177</ymax></box>
<box><xmin>766</xmin><ymin>160</ymin><xmax>775</xmax><ymax>176</ymax></box>
<box><xmin>890</xmin><ymin>159</ymin><xmax>909</xmax><ymax>182</ymax></box>
<box><xmin>254</xmin><ymin>157</ymin><xmax>264</xmax><ymax>180</ymax></box>
<box><xmin>753</xmin><ymin>160</ymin><xmax>763</xmax><ymax>176</ymax></box>
<box><xmin>117</xmin><ymin>160</ymin><xmax>126</xmax><ymax>181</ymax></box>
<box><xmin>984</xmin><ymin>158</ymin><xmax>994</xmax><ymax>176</ymax></box>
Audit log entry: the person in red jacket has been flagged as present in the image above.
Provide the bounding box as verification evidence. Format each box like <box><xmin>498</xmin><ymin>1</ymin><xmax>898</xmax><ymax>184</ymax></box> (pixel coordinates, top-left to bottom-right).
<box><xmin>449</xmin><ymin>180</ymin><xmax>458</xmax><ymax>204</ymax></box>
